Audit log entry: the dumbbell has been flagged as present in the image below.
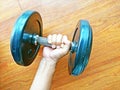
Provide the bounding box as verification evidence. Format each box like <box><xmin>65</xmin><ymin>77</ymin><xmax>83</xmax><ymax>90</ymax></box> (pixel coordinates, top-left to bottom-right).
<box><xmin>10</xmin><ymin>10</ymin><xmax>92</xmax><ymax>76</ymax></box>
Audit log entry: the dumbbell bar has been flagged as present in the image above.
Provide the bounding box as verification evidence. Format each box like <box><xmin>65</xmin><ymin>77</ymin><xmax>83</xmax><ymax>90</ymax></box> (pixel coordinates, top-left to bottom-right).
<box><xmin>23</xmin><ymin>33</ymin><xmax>78</xmax><ymax>53</ymax></box>
<box><xmin>10</xmin><ymin>10</ymin><xmax>92</xmax><ymax>76</ymax></box>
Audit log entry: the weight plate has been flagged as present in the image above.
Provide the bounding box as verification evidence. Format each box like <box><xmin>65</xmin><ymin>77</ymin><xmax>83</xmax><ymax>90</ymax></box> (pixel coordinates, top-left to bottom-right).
<box><xmin>69</xmin><ymin>20</ymin><xmax>92</xmax><ymax>76</ymax></box>
<box><xmin>10</xmin><ymin>10</ymin><xmax>43</xmax><ymax>66</ymax></box>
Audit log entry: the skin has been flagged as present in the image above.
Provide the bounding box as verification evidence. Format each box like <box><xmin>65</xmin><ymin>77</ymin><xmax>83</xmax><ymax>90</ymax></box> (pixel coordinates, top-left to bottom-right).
<box><xmin>30</xmin><ymin>34</ymin><xmax>71</xmax><ymax>90</ymax></box>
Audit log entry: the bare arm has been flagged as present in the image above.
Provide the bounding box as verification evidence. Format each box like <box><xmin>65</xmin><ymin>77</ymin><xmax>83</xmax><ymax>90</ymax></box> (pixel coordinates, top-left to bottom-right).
<box><xmin>30</xmin><ymin>34</ymin><xmax>70</xmax><ymax>90</ymax></box>
<box><xmin>30</xmin><ymin>58</ymin><xmax>56</xmax><ymax>90</ymax></box>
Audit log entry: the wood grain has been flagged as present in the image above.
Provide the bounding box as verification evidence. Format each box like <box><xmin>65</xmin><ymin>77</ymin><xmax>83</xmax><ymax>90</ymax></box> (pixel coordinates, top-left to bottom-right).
<box><xmin>0</xmin><ymin>0</ymin><xmax>120</xmax><ymax>90</ymax></box>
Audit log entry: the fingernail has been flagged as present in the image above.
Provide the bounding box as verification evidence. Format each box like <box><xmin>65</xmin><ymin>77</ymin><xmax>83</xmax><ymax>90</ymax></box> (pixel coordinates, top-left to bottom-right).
<box><xmin>52</xmin><ymin>45</ymin><xmax>56</xmax><ymax>48</ymax></box>
<box><xmin>57</xmin><ymin>46</ymin><xmax>60</xmax><ymax>49</ymax></box>
<box><xmin>61</xmin><ymin>44</ymin><xmax>64</xmax><ymax>48</ymax></box>
<box><xmin>48</xmin><ymin>40</ymin><xmax>51</xmax><ymax>43</ymax></box>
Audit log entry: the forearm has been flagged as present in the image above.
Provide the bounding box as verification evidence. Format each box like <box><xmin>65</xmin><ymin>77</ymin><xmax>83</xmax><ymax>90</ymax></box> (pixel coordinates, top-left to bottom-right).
<box><xmin>30</xmin><ymin>58</ymin><xmax>57</xmax><ymax>90</ymax></box>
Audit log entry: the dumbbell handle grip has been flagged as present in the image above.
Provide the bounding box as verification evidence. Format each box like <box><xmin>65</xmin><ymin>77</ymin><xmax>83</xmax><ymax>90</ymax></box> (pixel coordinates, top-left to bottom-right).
<box><xmin>23</xmin><ymin>34</ymin><xmax>75</xmax><ymax>52</ymax></box>
<box><xmin>35</xmin><ymin>35</ymin><xmax>76</xmax><ymax>52</ymax></box>
<box><xmin>36</xmin><ymin>36</ymin><xmax>52</xmax><ymax>47</ymax></box>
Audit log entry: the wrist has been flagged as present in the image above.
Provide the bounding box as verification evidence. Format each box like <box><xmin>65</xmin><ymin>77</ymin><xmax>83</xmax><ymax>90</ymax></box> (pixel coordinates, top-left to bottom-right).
<box><xmin>42</xmin><ymin>57</ymin><xmax>58</xmax><ymax>64</ymax></box>
<box><xmin>41</xmin><ymin>57</ymin><xmax>57</xmax><ymax>67</ymax></box>
<box><xmin>37</xmin><ymin>58</ymin><xmax>57</xmax><ymax>75</ymax></box>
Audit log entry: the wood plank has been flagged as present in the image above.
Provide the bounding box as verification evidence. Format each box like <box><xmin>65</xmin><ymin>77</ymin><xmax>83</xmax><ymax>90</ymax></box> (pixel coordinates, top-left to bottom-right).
<box><xmin>0</xmin><ymin>0</ymin><xmax>21</xmax><ymax>22</ymax></box>
<box><xmin>0</xmin><ymin>0</ymin><xmax>120</xmax><ymax>90</ymax></box>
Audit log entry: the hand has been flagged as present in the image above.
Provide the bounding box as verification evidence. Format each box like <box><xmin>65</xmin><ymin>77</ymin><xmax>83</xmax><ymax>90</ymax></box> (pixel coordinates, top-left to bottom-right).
<box><xmin>43</xmin><ymin>34</ymin><xmax>71</xmax><ymax>63</ymax></box>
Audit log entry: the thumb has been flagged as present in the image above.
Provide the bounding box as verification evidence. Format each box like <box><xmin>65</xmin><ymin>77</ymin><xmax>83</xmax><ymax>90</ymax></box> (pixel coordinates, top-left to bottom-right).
<box><xmin>62</xmin><ymin>35</ymin><xmax>71</xmax><ymax>53</ymax></box>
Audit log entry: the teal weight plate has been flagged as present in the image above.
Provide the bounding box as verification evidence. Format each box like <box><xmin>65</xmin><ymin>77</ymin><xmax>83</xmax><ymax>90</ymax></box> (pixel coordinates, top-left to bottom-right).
<box><xmin>10</xmin><ymin>10</ymin><xmax>43</xmax><ymax>66</ymax></box>
<box><xmin>69</xmin><ymin>20</ymin><xmax>93</xmax><ymax>76</ymax></box>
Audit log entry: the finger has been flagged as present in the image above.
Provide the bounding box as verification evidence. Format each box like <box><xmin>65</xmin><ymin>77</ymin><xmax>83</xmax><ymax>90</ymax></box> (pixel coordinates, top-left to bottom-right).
<box><xmin>51</xmin><ymin>34</ymin><xmax>57</xmax><ymax>44</ymax></box>
<box><xmin>61</xmin><ymin>35</ymin><xmax>71</xmax><ymax>50</ymax></box>
<box><xmin>61</xmin><ymin>35</ymin><xmax>66</xmax><ymax>48</ymax></box>
<box><xmin>62</xmin><ymin>35</ymin><xmax>71</xmax><ymax>45</ymax></box>
<box><xmin>51</xmin><ymin>34</ymin><xmax>57</xmax><ymax>48</ymax></box>
<box><xmin>48</xmin><ymin>35</ymin><xmax>52</xmax><ymax>44</ymax></box>
<box><xmin>56</xmin><ymin>34</ymin><xmax>62</xmax><ymax>45</ymax></box>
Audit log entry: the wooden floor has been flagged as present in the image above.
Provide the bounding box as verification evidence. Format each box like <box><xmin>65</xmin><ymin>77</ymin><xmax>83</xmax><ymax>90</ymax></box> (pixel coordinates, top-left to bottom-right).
<box><xmin>0</xmin><ymin>0</ymin><xmax>120</xmax><ymax>90</ymax></box>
